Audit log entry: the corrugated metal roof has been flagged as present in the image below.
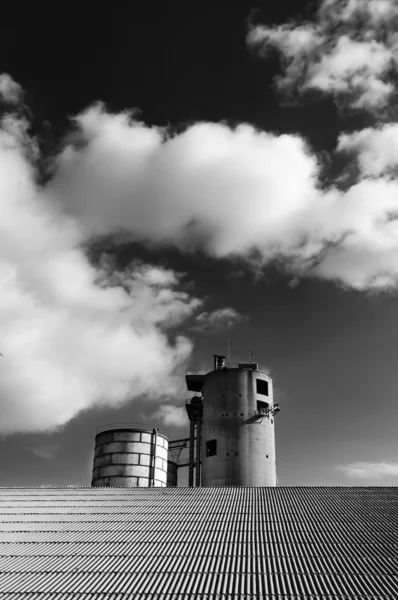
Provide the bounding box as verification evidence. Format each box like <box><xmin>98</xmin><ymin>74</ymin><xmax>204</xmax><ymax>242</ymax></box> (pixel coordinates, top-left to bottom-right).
<box><xmin>0</xmin><ymin>487</ymin><xmax>397</xmax><ymax>598</ymax></box>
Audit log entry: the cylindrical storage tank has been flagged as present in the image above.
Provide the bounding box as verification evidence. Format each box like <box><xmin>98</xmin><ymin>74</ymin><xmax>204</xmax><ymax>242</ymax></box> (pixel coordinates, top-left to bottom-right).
<box><xmin>167</xmin><ymin>460</ymin><xmax>178</xmax><ymax>487</ymax></box>
<box><xmin>91</xmin><ymin>425</ymin><xmax>169</xmax><ymax>487</ymax></box>
<box><xmin>201</xmin><ymin>368</ymin><xmax>276</xmax><ymax>487</ymax></box>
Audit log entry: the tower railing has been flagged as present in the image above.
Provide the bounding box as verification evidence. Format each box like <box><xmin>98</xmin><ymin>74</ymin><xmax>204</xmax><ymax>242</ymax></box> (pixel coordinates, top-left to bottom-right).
<box><xmin>96</xmin><ymin>423</ymin><xmax>149</xmax><ymax>435</ymax></box>
<box><xmin>186</xmin><ymin>362</ymin><xmax>270</xmax><ymax>375</ymax></box>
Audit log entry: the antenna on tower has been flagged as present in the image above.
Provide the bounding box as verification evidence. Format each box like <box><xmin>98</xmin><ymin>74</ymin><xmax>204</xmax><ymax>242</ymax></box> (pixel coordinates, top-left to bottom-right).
<box><xmin>249</xmin><ymin>349</ymin><xmax>254</xmax><ymax>363</ymax></box>
<box><xmin>227</xmin><ymin>338</ymin><xmax>231</xmax><ymax>366</ymax></box>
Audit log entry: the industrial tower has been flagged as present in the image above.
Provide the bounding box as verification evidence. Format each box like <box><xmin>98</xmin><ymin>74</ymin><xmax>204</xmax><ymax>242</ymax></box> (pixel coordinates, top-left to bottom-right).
<box><xmin>186</xmin><ymin>355</ymin><xmax>280</xmax><ymax>487</ymax></box>
<box><xmin>91</xmin><ymin>354</ymin><xmax>280</xmax><ymax>487</ymax></box>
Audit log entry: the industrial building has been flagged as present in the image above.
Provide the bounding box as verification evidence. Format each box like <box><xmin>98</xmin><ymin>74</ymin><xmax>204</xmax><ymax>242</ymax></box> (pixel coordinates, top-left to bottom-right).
<box><xmin>90</xmin><ymin>357</ymin><xmax>280</xmax><ymax>489</ymax></box>
<box><xmin>0</xmin><ymin>356</ymin><xmax>397</xmax><ymax>597</ymax></box>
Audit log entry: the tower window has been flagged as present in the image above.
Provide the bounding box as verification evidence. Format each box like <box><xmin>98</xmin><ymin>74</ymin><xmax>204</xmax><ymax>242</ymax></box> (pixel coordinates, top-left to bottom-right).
<box><xmin>256</xmin><ymin>379</ymin><xmax>269</xmax><ymax>396</ymax></box>
<box><xmin>257</xmin><ymin>400</ymin><xmax>269</xmax><ymax>412</ymax></box>
<box><xmin>206</xmin><ymin>439</ymin><xmax>217</xmax><ymax>457</ymax></box>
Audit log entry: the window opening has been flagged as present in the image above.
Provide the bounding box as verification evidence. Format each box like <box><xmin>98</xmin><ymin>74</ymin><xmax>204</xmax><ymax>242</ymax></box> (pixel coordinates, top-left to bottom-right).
<box><xmin>206</xmin><ymin>439</ymin><xmax>217</xmax><ymax>457</ymax></box>
<box><xmin>256</xmin><ymin>379</ymin><xmax>269</xmax><ymax>396</ymax></box>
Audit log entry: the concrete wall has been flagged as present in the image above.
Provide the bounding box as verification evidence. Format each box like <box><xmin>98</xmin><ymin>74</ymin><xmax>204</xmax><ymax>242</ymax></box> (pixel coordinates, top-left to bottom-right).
<box><xmin>201</xmin><ymin>368</ymin><xmax>276</xmax><ymax>486</ymax></box>
<box><xmin>91</xmin><ymin>428</ymin><xmax>168</xmax><ymax>487</ymax></box>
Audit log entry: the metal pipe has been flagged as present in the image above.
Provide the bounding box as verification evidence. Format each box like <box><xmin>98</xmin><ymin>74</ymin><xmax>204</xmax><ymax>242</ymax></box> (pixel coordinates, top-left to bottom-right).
<box><xmin>195</xmin><ymin>418</ymin><xmax>202</xmax><ymax>487</ymax></box>
<box><xmin>218</xmin><ymin>355</ymin><xmax>226</xmax><ymax>369</ymax></box>
<box><xmin>151</xmin><ymin>428</ymin><xmax>158</xmax><ymax>487</ymax></box>
<box><xmin>188</xmin><ymin>418</ymin><xmax>195</xmax><ymax>487</ymax></box>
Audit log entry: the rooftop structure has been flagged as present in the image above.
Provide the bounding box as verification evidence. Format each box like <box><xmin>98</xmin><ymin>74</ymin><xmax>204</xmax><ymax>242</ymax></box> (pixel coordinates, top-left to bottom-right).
<box><xmin>91</xmin><ymin>426</ymin><xmax>169</xmax><ymax>488</ymax></box>
<box><xmin>0</xmin><ymin>486</ymin><xmax>397</xmax><ymax>597</ymax></box>
<box><xmin>185</xmin><ymin>355</ymin><xmax>280</xmax><ymax>487</ymax></box>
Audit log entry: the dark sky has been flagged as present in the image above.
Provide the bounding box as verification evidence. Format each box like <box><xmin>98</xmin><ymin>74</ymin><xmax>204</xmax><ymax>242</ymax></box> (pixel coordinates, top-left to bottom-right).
<box><xmin>1</xmin><ymin>2</ymin><xmax>341</xmax><ymax>141</ymax></box>
<box><xmin>1</xmin><ymin>1</ymin><xmax>398</xmax><ymax>487</ymax></box>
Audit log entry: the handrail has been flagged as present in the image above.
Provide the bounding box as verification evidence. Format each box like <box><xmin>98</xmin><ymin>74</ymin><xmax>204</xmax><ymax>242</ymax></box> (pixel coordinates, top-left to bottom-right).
<box><xmin>96</xmin><ymin>423</ymin><xmax>169</xmax><ymax>437</ymax></box>
<box><xmin>187</xmin><ymin>363</ymin><xmax>270</xmax><ymax>375</ymax></box>
<box><xmin>240</xmin><ymin>403</ymin><xmax>280</xmax><ymax>425</ymax></box>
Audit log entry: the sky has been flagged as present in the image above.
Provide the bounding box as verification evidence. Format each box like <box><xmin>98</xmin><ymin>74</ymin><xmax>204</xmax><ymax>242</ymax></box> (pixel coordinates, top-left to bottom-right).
<box><xmin>1</xmin><ymin>0</ymin><xmax>398</xmax><ymax>487</ymax></box>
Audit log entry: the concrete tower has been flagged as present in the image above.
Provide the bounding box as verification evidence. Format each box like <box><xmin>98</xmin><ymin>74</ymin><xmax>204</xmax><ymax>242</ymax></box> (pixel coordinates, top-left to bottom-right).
<box><xmin>186</xmin><ymin>356</ymin><xmax>279</xmax><ymax>486</ymax></box>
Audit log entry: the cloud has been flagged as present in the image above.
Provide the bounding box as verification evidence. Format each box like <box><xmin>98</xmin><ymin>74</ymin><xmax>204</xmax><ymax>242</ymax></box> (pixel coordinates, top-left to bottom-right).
<box><xmin>247</xmin><ymin>0</ymin><xmax>398</xmax><ymax>111</ymax></box>
<box><xmin>0</xmin><ymin>73</ymin><xmax>23</xmax><ymax>104</ymax></box>
<box><xmin>336</xmin><ymin>461</ymin><xmax>398</xmax><ymax>479</ymax></box>
<box><xmin>49</xmin><ymin>105</ymin><xmax>320</xmax><ymax>258</ymax></box>
<box><xmin>30</xmin><ymin>443</ymin><xmax>60</xmax><ymax>460</ymax></box>
<box><xmin>149</xmin><ymin>404</ymin><xmax>188</xmax><ymax>428</ymax></box>
<box><xmin>5</xmin><ymin>65</ymin><xmax>398</xmax><ymax>440</ymax></box>
<box><xmin>337</xmin><ymin>124</ymin><xmax>398</xmax><ymax>177</ymax></box>
<box><xmin>45</xmin><ymin>102</ymin><xmax>398</xmax><ymax>290</ymax></box>
<box><xmin>0</xmin><ymin>104</ymin><xmax>202</xmax><ymax>436</ymax></box>
<box><xmin>190</xmin><ymin>308</ymin><xmax>246</xmax><ymax>334</ymax></box>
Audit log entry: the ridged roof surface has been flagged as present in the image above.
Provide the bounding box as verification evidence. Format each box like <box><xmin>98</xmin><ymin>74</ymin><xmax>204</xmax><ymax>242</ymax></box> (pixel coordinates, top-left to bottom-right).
<box><xmin>0</xmin><ymin>486</ymin><xmax>397</xmax><ymax>599</ymax></box>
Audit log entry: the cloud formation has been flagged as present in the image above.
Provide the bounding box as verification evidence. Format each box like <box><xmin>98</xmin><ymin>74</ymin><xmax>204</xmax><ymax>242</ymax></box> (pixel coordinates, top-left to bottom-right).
<box><xmin>0</xmin><ymin>109</ymin><xmax>202</xmax><ymax>436</ymax></box>
<box><xmin>337</xmin><ymin>461</ymin><xmax>398</xmax><ymax>479</ymax></box>
<box><xmin>5</xmin><ymin>38</ymin><xmax>398</xmax><ymax>437</ymax></box>
<box><xmin>149</xmin><ymin>404</ymin><xmax>188</xmax><ymax>428</ymax></box>
<box><xmin>337</xmin><ymin>124</ymin><xmax>398</xmax><ymax>177</ymax></box>
<box><xmin>247</xmin><ymin>0</ymin><xmax>398</xmax><ymax>111</ymax></box>
<box><xmin>44</xmin><ymin>102</ymin><xmax>398</xmax><ymax>290</ymax></box>
<box><xmin>190</xmin><ymin>308</ymin><xmax>246</xmax><ymax>334</ymax></box>
<box><xmin>0</xmin><ymin>73</ymin><xmax>23</xmax><ymax>104</ymax></box>
<box><xmin>30</xmin><ymin>443</ymin><xmax>60</xmax><ymax>460</ymax></box>
<box><xmin>50</xmin><ymin>106</ymin><xmax>319</xmax><ymax>258</ymax></box>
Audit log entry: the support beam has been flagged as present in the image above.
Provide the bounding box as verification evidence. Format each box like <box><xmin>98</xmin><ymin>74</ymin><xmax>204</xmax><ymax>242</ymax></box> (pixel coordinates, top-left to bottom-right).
<box><xmin>188</xmin><ymin>418</ymin><xmax>195</xmax><ymax>487</ymax></box>
<box><xmin>195</xmin><ymin>419</ymin><xmax>201</xmax><ymax>487</ymax></box>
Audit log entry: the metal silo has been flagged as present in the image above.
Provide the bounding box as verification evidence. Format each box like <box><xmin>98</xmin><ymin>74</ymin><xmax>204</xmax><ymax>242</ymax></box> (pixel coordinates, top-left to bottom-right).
<box><xmin>186</xmin><ymin>356</ymin><xmax>280</xmax><ymax>487</ymax></box>
<box><xmin>91</xmin><ymin>425</ymin><xmax>169</xmax><ymax>487</ymax></box>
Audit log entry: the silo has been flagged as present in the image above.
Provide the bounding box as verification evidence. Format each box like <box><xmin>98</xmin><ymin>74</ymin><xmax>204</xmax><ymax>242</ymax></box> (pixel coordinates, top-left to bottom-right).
<box><xmin>91</xmin><ymin>425</ymin><xmax>169</xmax><ymax>487</ymax></box>
<box><xmin>186</xmin><ymin>358</ymin><xmax>279</xmax><ymax>487</ymax></box>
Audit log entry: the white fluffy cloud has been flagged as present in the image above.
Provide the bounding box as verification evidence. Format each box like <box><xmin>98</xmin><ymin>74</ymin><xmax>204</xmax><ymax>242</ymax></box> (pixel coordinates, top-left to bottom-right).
<box><xmin>50</xmin><ymin>105</ymin><xmax>319</xmax><ymax>258</ymax></box>
<box><xmin>0</xmin><ymin>73</ymin><xmax>23</xmax><ymax>104</ymax></box>
<box><xmin>0</xmin><ymin>111</ymin><xmax>202</xmax><ymax>436</ymax></box>
<box><xmin>149</xmin><ymin>404</ymin><xmax>188</xmax><ymax>428</ymax></box>
<box><xmin>247</xmin><ymin>0</ymin><xmax>398</xmax><ymax>110</ymax></box>
<box><xmin>337</xmin><ymin>461</ymin><xmax>398</xmax><ymax>479</ymax></box>
<box><xmin>44</xmin><ymin>103</ymin><xmax>398</xmax><ymax>290</ymax></box>
<box><xmin>337</xmin><ymin>124</ymin><xmax>398</xmax><ymax>177</ymax></box>
<box><xmin>191</xmin><ymin>308</ymin><xmax>246</xmax><ymax>334</ymax></box>
<box><xmin>6</xmin><ymin>59</ymin><xmax>398</xmax><ymax>437</ymax></box>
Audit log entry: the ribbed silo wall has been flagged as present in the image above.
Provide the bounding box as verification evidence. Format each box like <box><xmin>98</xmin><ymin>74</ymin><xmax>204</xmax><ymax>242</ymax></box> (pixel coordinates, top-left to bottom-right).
<box><xmin>91</xmin><ymin>427</ymin><xmax>168</xmax><ymax>487</ymax></box>
<box><xmin>201</xmin><ymin>368</ymin><xmax>276</xmax><ymax>486</ymax></box>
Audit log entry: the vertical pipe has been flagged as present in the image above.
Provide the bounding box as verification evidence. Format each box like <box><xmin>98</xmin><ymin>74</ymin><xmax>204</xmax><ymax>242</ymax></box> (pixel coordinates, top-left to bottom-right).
<box><xmin>188</xmin><ymin>418</ymin><xmax>195</xmax><ymax>487</ymax></box>
<box><xmin>195</xmin><ymin>418</ymin><xmax>201</xmax><ymax>487</ymax></box>
<box><xmin>151</xmin><ymin>428</ymin><xmax>158</xmax><ymax>487</ymax></box>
